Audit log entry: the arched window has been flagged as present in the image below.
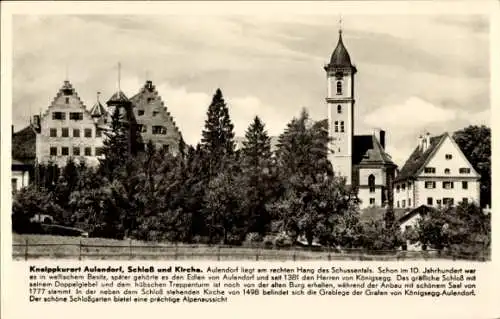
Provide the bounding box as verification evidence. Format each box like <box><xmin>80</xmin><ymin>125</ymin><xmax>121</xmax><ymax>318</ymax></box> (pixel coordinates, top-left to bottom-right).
<box><xmin>444</xmin><ymin>168</ymin><xmax>450</xmax><ymax>174</ymax></box>
<box><xmin>334</xmin><ymin>121</ymin><xmax>339</xmax><ymax>132</ymax></box>
<box><xmin>368</xmin><ymin>174</ymin><xmax>375</xmax><ymax>193</ymax></box>
<box><xmin>337</xmin><ymin>105</ymin><xmax>342</xmax><ymax>114</ymax></box>
<box><xmin>336</xmin><ymin>81</ymin><xmax>342</xmax><ymax>95</ymax></box>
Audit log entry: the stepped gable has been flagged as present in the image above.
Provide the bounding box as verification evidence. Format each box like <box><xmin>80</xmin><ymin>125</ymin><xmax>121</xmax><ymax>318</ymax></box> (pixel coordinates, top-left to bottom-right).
<box><xmin>395</xmin><ymin>133</ymin><xmax>446</xmax><ymax>182</ymax></box>
<box><xmin>129</xmin><ymin>80</ymin><xmax>183</xmax><ymax>140</ymax></box>
<box><xmin>41</xmin><ymin>80</ymin><xmax>92</xmax><ymax>120</ymax></box>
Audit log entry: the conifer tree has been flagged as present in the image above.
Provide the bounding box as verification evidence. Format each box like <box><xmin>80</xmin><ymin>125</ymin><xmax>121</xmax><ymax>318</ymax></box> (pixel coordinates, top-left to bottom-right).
<box><xmin>201</xmin><ymin>88</ymin><xmax>235</xmax><ymax>174</ymax></box>
<box><xmin>99</xmin><ymin>106</ymin><xmax>129</xmax><ymax>181</ymax></box>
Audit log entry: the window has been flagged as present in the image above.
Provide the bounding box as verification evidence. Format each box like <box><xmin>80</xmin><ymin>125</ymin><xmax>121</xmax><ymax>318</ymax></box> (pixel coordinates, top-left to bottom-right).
<box><xmin>407</xmin><ymin>182</ymin><xmax>412</xmax><ymax>189</ymax></box>
<box><xmin>396</xmin><ymin>201</ymin><xmax>400</xmax><ymax>208</ymax></box>
<box><xmin>152</xmin><ymin>126</ymin><xmax>167</xmax><ymax>135</ymax></box>
<box><xmin>138</xmin><ymin>110</ymin><xmax>145</xmax><ymax>116</ymax></box>
<box><xmin>11</xmin><ymin>178</ymin><xmax>18</xmax><ymax>192</ymax></box>
<box><xmin>424</xmin><ymin>167</ymin><xmax>436</xmax><ymax>173</ymax></box>
<box><xmin>50</xmin><ymin>147</ymin><xmax>57</xmax><ymax>156</ymax></box>
<box><xmin>334</xmin><ymin>121</ymin><xmax>339</xmax><ymax>133</ymax></box>
<box><xmin>96</xmin><ymin>129</ymin><xmax>102</xmax><ymax>138</ymax></box>
<box><xmin>443</xmin><ymin>198</ymin><xmax>454</xmax><ymax>205</ymax></box>
<box><xmin>444</xmin><ymin>168</ymin><xmax>450</xmax><ymax>174</ymax></box>
<box><xmin>84</xmin><ymin>128</ymin><xmax>92</xmax><ymax>138</ymax></box>
<box><xmin>137</xmin><ymin>124</ymin><xmax>147</xmax><ymax>133</ymax></box>
<box><xmin>369</xmin><ymin>198</ymin><xmax>375</xmax><ymax>205</ymax></box>
<box><xmin>163</xmin><ymin>144</ymin><xmax>170</xmax><ymax>152</ymax></box>
<box><xmin>61</xmin><ymin>128</ymin><xmax>69</xmax><ymax>137</ymax></box>
<box><xmin>462</xmin><ymin>198</ymin><xmax>468</xmax><ymax>204</ymax></box>
<box><xmin>396</xmin><ymin>185</ymin><xmax>400</xmax><ymax>193</ymax></box>
<box><xmin>443</xmin><ymin>181</ymin><xmax>454</xmax><ymax>189</ymax></box>
<box><xmin>337</xmin><ymin>105</ymin><xmax>342</xmax><ymax>114</ymax></box>
<box><xmin>402</xmin><ymin>200</ymin><xmax>406</xmax><ymax>208</ymax></box>
<box><xmin>73</xmin><ymin>147</ymin><xmax>80</xmax><ymax>156</ymax></box>
<box><xmin>459</xmin><ymin>168</ymin><xmax>471</xmax><ymax>174</ymax></box>
<box><xmin>65</xmin><ymin>97</ymin><xmax>70</xmax><ymax>104</ymax></box>
<box><xmin>336</xmin><ymin>81</ymin><xmax>342</xmax><ymax>95</ymax></box>
<box><xmin>445</xmin><ymin>154</ymin><xmax>452</xmax><ymax>160</ymax></box>
<box><xmin>427</xmin><ymin>197</ymin><xmax>433</xmax><ymax>205</ymax></box>
<box><xmin>408</xmin><ymin>199</ymin><xmax>411</xmax><ymax>207</ymax></box>
<box><xmin>61</xmin><ymin>147</ymin><xmax>69</xmax><ymax>156</ymax></box>
<box><xmin>147</xmin><ymin>97</ymin><xmax>154</xmax><ymax>103</ymax></box>
<box><xmin>73</xmin><ymin>129</ymin><xmax>80</xmax><ymax>137</ymax></box>
<box><xmin>402</xmin><ymin>183</ymin><xmax>406</xmax><ymax>191</ymax></box>
<box><xmin>425</xmin><ymin>181</ymin><xmax>436</xmax><ymax>189</ymax></box>
<box><xmin>95</xmin><ymin>147</ymin><xmax>103</xmax><ymax>156</ymax></box>
<box><xmin>69</xmin><ymin>112</ymin><xmax>83</xmax><ymax>121</ymax></box>
<box><xmin>368</xmin><ymin>174</ymin><xmax>375</xmax><ymax>193</ymax></box>
<box><xmin>437</xmin><ymin>199</ymin><xmax>442</xmax><ymax>206</ymax></box>
<box><xmin>50</xmin><ymin>128</ymin><xmax>57</xmax><ymax>137</ymax></box>
<box><xmin>84</xmin><ymin>147</ymin><xmax>92</xmax><ymax>156</ymax></box>
<box><xmin>462</xmin><ymin>181</ymin><xmax>468</xmax><ymax>189</ymax></box>
<box><xmin>340</xmin><ymin>121</ymin><xmax>345</xmax><ymax>133</ymax></box>
<box><xmin>52</xmin><ymin>112</ymin><xmax>65</xmax><ymax>120</ymax></box>
<box><xmin>152</xmin><ymin>111</ymin><xmax>159</xmax><ymax>117</ymax></box>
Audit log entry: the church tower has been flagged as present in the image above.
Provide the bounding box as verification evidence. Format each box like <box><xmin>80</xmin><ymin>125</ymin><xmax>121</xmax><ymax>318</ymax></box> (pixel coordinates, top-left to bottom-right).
<box><xmin>324</xmin><ymin>29</ymin><xmax>357</xmax><ymax>185</ymax></box>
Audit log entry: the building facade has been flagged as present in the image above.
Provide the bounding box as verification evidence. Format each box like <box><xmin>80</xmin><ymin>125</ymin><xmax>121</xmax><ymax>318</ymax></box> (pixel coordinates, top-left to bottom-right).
<box><xmin>129</xmin><ymin>80</ymin><xmax>183</xmax><ymax>153</ymax></box>
<box><xmin>33</xmin><ymin>80</ymin><xmax>104</xmax><ymax>167</ymax></box>
<box><xmin>32</xmin><ymin>79</ymin><xmax>182</xmax><ymax>167</ymax></box>
<box><xmin>394</xmin><ymin>132</ymin><xmax>480</xmax><ymax>209</ymax></box>
<box><xmin>325</xmin><ymin>30</ymin><xmax>396</xmax><ymax>209</ymax></box>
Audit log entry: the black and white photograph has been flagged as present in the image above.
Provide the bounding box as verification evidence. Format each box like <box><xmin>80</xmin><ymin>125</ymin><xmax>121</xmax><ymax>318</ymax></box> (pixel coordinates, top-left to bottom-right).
<box><xmin>9</xmin><ymin>11</ymin><xmax>491</xmax><ymax>261</ymax></box>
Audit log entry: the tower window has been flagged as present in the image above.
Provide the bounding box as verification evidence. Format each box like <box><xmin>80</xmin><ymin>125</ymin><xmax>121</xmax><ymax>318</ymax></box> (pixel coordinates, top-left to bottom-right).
<box><xmin>337</xmin><ymin>105</ymin><xmax>342</xmax><ymax>114</ymax></box>
<box><xmin>334</xmin><ymin>121</ymin><xmax>339</xmax><ymax>133</ymax></box>
<box><xmin>368</xmin><ymin>174</ymin><xmax>375</xmax><ymax>193</ymax></box>
<box><xmin>340</xmin><ymin>121</ymin><xmax>345</xmax><ymax>133</ymax></box>
<box><xmin>336</xmin><ymin>81</ymin><xmax>342</xmax><ymax>95</ymax></box>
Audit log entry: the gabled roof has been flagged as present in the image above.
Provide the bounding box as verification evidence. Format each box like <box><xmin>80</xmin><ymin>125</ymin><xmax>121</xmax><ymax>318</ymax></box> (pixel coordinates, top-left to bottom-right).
<box><xmin>41</xmin><ymin>80</ymin><xmax>90</xmax><ymax>120</ymax></box>
<box><xmin>353</xmin><ymin>134</ymin><xmax>395</xmax><ymax>166</ymax></box>
<box><xmin>395</xmin><ymin>134</ymin><xmax>446</xmax><ymax>182</ymax></box>
<box><xmin>399</xmin><ymin>205</ymin><xmax>438</xmax><ymax>224</ymax></box>
<box><xmin>12</xmin><ymin>126</ymin><xmax>36</xmax><ymax>162</ymax></box>
<box><xmin>129</xmin><ymin>80</ymin><xmax>183</xmax><ymax>139</ymax></box>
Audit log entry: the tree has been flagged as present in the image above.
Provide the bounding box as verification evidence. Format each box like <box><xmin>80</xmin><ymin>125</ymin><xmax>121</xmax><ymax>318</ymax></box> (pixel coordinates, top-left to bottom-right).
<box><xmin>201</xmin><ymin>88</ymin><xmax>236</xmax><ymax>175</ymax></box>
<box><xmin>417</xmin><ymin>202</ymin><xmax>490</xmax><ymax>257</ymax></box>
<box><xmin>239</xmin><ymin>116</ymin><xmax>277</xmax><ymax>235</ymax></box>
<box><xmin>453</xmin><ymin>125</ymin><xmax>491</xmax><ymax>208</ymax></box>
<box><xmin>99</xmin><ymin>106</ymin><xmax>129</xmax><ymax>181</ymax></box>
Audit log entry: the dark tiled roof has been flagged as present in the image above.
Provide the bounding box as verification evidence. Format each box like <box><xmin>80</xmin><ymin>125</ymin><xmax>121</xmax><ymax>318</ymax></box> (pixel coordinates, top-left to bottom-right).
<box><xmin>360</xmin><ymin>207</ymin><xmax>409</xmax><ymax>222</ymax></box>
<box><xmin>12</xmin><ymin>126</ymin><xmax>36</xmax><ymax>162</ymax></box>
<box><xmin>353</xmin><ymin>135</ymin><xmax>395</xmax><ymax>166</ymax></box>
<box><xmin>395</xmin><ymin>134</ymin><xmax>447</xmax><ymax>182</ymax></box>
<box><xmin>329</xmin><ymin>31</ymin><xmax>353</xmax><ymax>68</ymax></box>
<box><xmin>107</xmin><ymin>90</ymin><xmax>129</xmax><ymax>105</ymax></box>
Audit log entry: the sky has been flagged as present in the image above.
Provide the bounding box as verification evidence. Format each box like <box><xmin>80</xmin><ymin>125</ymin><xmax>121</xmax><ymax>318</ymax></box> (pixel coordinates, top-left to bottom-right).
<box><xmin>11</xmin><ymin>13</ymin><xmax>490</xmax><ymax>166</ymax></box>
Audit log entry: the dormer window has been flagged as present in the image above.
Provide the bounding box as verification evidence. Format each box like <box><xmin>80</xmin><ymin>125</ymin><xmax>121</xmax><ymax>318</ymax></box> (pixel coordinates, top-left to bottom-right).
<box><xmin>336</xmin><ymin>81</ymin><xmax>342</xmax><ymax>95</ymax></box>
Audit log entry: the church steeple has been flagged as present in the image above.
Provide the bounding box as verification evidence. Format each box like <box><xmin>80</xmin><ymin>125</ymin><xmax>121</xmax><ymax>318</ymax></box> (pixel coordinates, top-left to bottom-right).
<box><xmin>325</xmin><ymin>29</ymin><xmax>356</xmax><ymax>72</ymax></box>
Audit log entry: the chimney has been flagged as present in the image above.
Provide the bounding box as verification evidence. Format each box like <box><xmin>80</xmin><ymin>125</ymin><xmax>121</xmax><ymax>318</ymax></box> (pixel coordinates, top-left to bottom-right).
<box><xmin>379</xmin><ymin>130</ymin><xmax>386</xmax><ymax>149</ymax></box>
<box><xmin>424</xmin><ymin>132</ymin><xmax>431</xmax><ymax>152</ymax></box>
<box><xmin>418</xmin><ymin>135</ymin><xmax>424</xmax><ymax>150</ymax></box>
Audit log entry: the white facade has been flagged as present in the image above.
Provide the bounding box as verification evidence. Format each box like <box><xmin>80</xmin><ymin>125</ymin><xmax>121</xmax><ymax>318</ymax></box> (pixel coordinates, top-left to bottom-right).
<box><xmin>394</xmin><ymin>133</ymin><xmax>480</xmax><ymax>209</ymax></box>
<box><xmin>35</xmin><ymin>81</ymin><xmax>104</xmax><ymax>167</ymax></box>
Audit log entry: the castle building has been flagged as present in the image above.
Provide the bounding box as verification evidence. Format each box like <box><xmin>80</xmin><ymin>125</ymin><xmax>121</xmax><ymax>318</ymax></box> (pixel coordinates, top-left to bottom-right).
<box><xmin>33</xmin><ymin>80</ymin><xmax>104</xmax><ymax>167</ymax></box>
<box><xmin>129</xmin><ymin>80</ymin><xmax>182</xmax><ymax>153</ymax></box>
<box><xmin>325</xmin><ymin>30</ymin><xmax>397</xmax><ymax>209</ymax></box>
<box><xmin>32</xmin><ymin>78</ymin><xmax>182</xmax><ymax>167</ymax></box>
<box><xmin>394</xmin><ymin>132</ymin><xmax>480</xmax><ymax>208</ymax></box>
